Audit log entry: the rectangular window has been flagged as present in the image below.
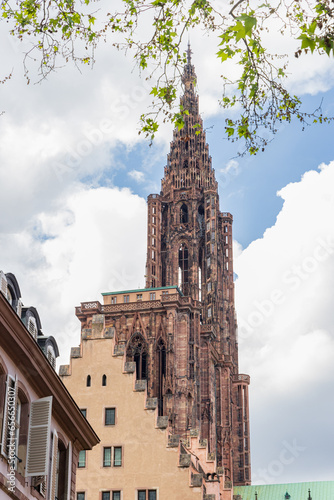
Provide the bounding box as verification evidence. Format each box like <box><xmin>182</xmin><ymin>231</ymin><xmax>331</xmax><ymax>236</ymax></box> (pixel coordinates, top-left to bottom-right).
<box><xmin>149</xmin><ymin>293</ymin><xmax>156</xmax><ymax>301</ymax></box>
<box><xmin>138</xmin><ymin>491</ymin><xmax>157</xmax><ymax>500</ymax></box>
<box><xmin>103</xmin><ymin>447</ymin><xmax>112</xmax><ymax>467</ymax></box>
<box><xmin>111</xmin><ymin>296</ymin><xmax>117</xmax><ymax>304</ymax></box>
<box><xmin>208</xmin><ymin>307</ymin><xmax>212</xmax><ymax>318</ymax></box>
<box><xmin>78</xmin><ymin>450</ymin><xmax>86</xmax><ymax>468</ymax></box>
<box><xmin>105</xmin><ymin>408</ymin><xmax>115</xmax><ymax>426</ymax></box>
<box><xmin>77</xmin><ymin>494</ymin><xmax>85</xmax><ymax>500</ymax></box>
<box><xmin>137</xmin><ymin>294</ymin><xmax>143</xmax><ymax>301</ymax></box>
<box><xmin>162</xmin><ymin>290</ymin><xmax>168</xmax><ymax>296</ymax></box>
<box><xmin>123</xmin><ymin>295</ymin><xmax>129</xmax><ymax>303</ymax></box>
<box><xmin>114</xmin><ymin>447</ymin><xmax>122</xmax><ymax>467</ymax></box>
<box><xmin>207</xmin><ymin>257</ymin><xmax>210</xmax><ymax>268</ymax></box>
<box><xmin>80</xmin><ymin>409</ymin><xmax>87</xmax><ymax>418</ymax></box>
<box><xmin>102</xmin><ymin>493</ymin><xmax>110</xmax><ymax>500</ymax></box>
<box><xmin>152</xmin><ymin>206</ymin><xmax>156</xmax><ymax>214</ymax></box>
<box><xmin>152</xmin><ymin>250</ymin><xmax>155</xmax><ymax>260</ymax></box>
<box><xmin>152</xmin><ymin>265</ymin><xmax>156</xmax><ymax>275</ymax></box>
<box><xmin>112</xmin><ymin>492</ymin><xmax>121</xmax><ymax>500</ymax></box>
<box><xmin>207</xmin><ymin>282</ymin><xmax>211</xmax><ymax>292</ymax></box>
<box><xmin>152</xmin><ymin>216</ymin><xmax>156</xmax><ymax>224</ymax></box>
<box><xmin>152</xmin><ymin>237</ymin><xmax>155</xmax><ymax>247</ymax></box>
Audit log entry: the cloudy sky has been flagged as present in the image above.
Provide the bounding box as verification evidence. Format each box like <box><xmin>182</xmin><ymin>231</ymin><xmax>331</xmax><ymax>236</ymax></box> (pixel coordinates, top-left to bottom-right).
<box><xmin>1</xmin><ymin>7</ymin><xmax>334</xmax><ymax>486</ymax></box>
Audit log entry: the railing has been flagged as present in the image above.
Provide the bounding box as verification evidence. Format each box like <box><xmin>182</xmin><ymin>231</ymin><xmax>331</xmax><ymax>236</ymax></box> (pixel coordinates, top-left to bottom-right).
<box><xmin>232</xmin><ymin>374</ymin><xmax>250</xmax><ymax>384</ymax></box>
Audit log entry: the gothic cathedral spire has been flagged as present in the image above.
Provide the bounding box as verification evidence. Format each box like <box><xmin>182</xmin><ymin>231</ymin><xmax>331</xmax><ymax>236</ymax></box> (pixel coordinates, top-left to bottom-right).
<box><xmin>145</xmin><ymin>50</ymin><xmax>251</xmax><ymax>484</ymax></box>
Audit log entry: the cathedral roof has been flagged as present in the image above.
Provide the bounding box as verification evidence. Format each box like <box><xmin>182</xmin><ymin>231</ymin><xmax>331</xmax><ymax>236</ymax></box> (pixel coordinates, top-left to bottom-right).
<box><xmin>234</xmin><ymin>481</ymin><xmax>334</xmax><ymax>499</ymax></box>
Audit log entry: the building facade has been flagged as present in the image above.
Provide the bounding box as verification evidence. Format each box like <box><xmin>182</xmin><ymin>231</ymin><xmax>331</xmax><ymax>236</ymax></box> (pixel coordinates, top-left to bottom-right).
<box><xmin>0</xmin><ymin>271</ymin><xmax>99</xmax><ymax>499</ymax></box>
<box><xmin>60</xmin><ymin>48</ymin><xmax>251</xmax><ymax>499</ymax></box>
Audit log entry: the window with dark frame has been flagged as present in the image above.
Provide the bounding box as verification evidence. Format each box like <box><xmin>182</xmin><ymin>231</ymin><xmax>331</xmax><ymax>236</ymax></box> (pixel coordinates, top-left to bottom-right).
<box><xmin>138</xmin><ymin>490</ymin><xmax>157</xmax><ymax>500</ymax></box>
<box><xmin>78</xmin><ymin>450</ymin><xmax>86</xmax><ymax>468</ymax></box>
<box><xmin>77</xmin><ymin>493</ymin><xmax>85</xmax><ymax>500</ymax></box>
<box><xmin>80</xmin><ymin>409</ymin><xmax>87</xmax><ymax>418</ymax></box>
<box><xmin>103</xmin><ymin>447</ymin><xmax>111</xmax><ymax>467</ymax></box>
<box><xmin>112</xmin><ymin>492</ymin><xmax>121</xmax><ymax>500</ymax></box>
<box><xmin>102</xmin><ymin>492</ymin><xmax>110</xmax><ymax>500</ymax></box>
<box><xmin>105</xmin><ymin>408</ymin><xmax>116</xmax><ymax>426</ymax></box>
<box><xmin>114</xmin><ymin>446</ymin><xmax>122</xmax><ymax>467</ymax></box>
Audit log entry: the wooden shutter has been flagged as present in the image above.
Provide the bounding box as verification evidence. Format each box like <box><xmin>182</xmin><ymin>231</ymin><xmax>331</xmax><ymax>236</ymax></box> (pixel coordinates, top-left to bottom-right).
<box><xmin>48</xmin><ymin>430</ymin><xmax>58</xmax><ymax>500</ymax></box>
<box><xmin>0</xmin><ymin>271</ymin><xmax>8</xmax><ymax>297</ymax></box>
<box><xmin>1</xmin><ymin>375</ymin><xmax>17</xmax><ymax>457</ymax></box>
<box><xmin>64</xmin><ymin>441</ymin><xmax>72</xmax><ymax>500</ymax></box>
<box><xmin>32</xmin><ymin>476</ymin><xmax>47</xmax><ymax>498</ymax></box>
<box><xmin>26</xmin><ymin>396</ymin><xmax>52</xmax><ymax>477</ymax></box>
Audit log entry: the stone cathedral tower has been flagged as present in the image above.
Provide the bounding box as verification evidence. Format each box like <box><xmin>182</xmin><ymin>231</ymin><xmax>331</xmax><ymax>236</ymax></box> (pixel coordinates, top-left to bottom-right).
<box><xmin>144</xmin><ymin>46</ymin><xmax>251</xmax><ymax>485</ymax></box>
<box><xmin>60</xmin><ymin>47</ymin><xmax>251</xmax><ymax>500</ymax></box>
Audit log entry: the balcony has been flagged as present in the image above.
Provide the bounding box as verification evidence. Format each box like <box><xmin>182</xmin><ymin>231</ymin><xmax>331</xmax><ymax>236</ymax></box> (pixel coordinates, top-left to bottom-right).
<box><xmin>232</xmin><ymin>374</ymin><xmax>250</xmax><ymax>385</ymax></box>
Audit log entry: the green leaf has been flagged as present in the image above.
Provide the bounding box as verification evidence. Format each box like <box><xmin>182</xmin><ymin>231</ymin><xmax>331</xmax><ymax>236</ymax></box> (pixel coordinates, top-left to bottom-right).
<box><xmin>237</xmin><ymin>14</ymin><xmax>257</xmax><ymax>37</ymax></box>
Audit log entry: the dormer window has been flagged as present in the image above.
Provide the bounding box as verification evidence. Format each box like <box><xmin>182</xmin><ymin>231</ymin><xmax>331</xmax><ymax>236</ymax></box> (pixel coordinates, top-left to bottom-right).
<box><xmin>27</xmin><ymin>317</ymin><xmax>37</xmax><ymax>340</ymax></box>
<box><xmin>47</xmin><ymin>345</ymin><xmax>56</xmax><ymax>370</ymax></box>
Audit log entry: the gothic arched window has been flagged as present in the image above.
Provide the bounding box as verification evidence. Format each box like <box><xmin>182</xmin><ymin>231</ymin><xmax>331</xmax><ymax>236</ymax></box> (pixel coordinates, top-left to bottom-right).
<box><xmin>126</xmin><ymin>334</ymin><xmax>148</xmax><ymax>380</ymax></box>
<box><xmin>178</xmin><ymin>243</ymin><xmax>189</xmax><ymax>295</ymax></box>
<box><xmin>102</xmin><ymin>374</ymin><xmax>107</xmax><ymax>386</ymax></box>
<box><xmin>157</xmin><ymin>338</ymin><xmax>166</xmax><ymax>416</ymax></box>
<box><xmin>180</xmin><ymin>204</ymin><xmax>188</xmax><ymax>224</ymax></box>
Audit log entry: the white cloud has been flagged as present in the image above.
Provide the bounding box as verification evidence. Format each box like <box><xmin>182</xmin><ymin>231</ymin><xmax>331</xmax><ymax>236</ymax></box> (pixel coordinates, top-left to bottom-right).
<box><xmin>220</xmin><ymin>159</ymin><xmax>239</xmax><ymax>175</ymax></box>
<box><xmin>128</xmin><ymin>169</ymin><xmax>145</xmax><ymax>183</ymax></box>
<box><xmin>0</xmin><ymin>185</ymin><xmax>147</xmax><ymax>365</ymax></box>
<box><xmin>235</xmin><ymin>161</ymin><xmax>334</xmax><ymax>483</ymax></box>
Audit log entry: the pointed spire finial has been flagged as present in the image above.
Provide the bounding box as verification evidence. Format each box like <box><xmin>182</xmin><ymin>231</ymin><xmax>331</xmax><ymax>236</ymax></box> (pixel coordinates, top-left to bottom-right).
<box><xmin>187</xmin><ymin>41</ymin><xmax>192</xmax><ymax>65</ymax></box>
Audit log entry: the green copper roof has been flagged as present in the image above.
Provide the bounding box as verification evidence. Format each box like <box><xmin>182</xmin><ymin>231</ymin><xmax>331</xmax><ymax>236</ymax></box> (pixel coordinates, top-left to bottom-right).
<box><xmin>234</xmin><ymin>481</ymin><xmax>334</xmax><ymax>500</ymax></box>
<box><xmin>101</xmin><ymin>286</ymin><xmax>183</xmax><ymax>296</ymax></box>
